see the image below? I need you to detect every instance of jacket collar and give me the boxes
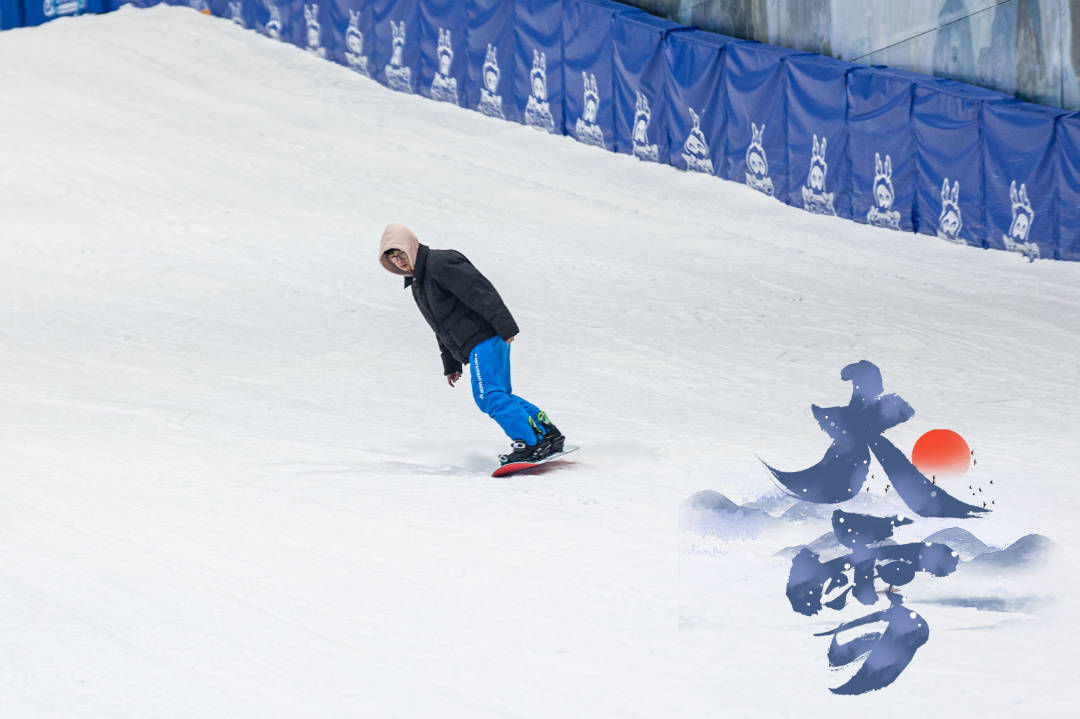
[404,243,429,288]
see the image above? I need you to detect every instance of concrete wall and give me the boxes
[626,0,1080,110]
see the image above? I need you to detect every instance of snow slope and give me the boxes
[1,7,1076,716]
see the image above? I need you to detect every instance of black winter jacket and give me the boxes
[405,244,519,376]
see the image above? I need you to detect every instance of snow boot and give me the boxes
[534,411,564,454]
[499,438,550,466]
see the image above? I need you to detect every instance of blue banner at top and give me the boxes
[847,67,916,233]
[1056,114,1080,261]
[611,10,685,163]
[982,100,1064,261]
[317,0,374,77]
[464,0,514,120]
[417,0,466,105]
[663,29,738,176]
[912,78,1008,248]
[513,0,562,133]
[784,53,854,218]
[722,41,800,197]
[299,2,332,58]
[22,0,107,27]
[562,0,634,150]
[275,1,329,55]
[242,0,285,41]
[373,0,420,93]
[2,0,23,29]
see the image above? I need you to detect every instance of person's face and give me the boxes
[386,249,413,274]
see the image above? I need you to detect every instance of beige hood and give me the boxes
[379,223,420,275]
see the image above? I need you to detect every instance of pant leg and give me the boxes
[499,340,542,419]
[470,337,539,445]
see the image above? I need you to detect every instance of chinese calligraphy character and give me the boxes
[762,361,987,518]
[787,509,960,694]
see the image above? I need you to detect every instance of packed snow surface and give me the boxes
[1,7,1077,717]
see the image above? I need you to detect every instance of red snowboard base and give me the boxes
[491,446,580,477]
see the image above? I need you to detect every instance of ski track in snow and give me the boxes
[0,7,1077,716]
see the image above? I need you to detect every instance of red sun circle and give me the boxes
[912,429,970,477]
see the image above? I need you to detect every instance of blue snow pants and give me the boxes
[469,336,542,445]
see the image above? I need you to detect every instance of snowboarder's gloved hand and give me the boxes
[446,371,462,387]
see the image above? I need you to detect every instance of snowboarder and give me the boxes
[378,223,563,465]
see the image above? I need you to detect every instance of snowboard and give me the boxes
[491,445,580,477]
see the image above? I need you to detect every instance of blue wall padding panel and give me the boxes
[465,0,514,120]
[784,53,854,218]
[108,0,161,10]
[912,79,1008,246]
[22,0,107,27]
[663,29,739,176]
[982,100,1064,260]
[372,0,420,93]
[611,10,686,163]
[1056,114,1080,261]
[242,0,280,40]
[722,41,801,196]
[847,67,916,232]
[2,0,24,29]
[319,0,375,76]
[299,2,333,58]
[277,1,314,51]
[417,0,467,105]
[512,0,563,132]
[562,0,634,149]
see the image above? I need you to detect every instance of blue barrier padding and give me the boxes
[2,0,24,29]
[22,0,107,27]
[663,29,740,176]
[982,100,1064,260]
[784,53,855,218]
[513,0,563,133]
[417,0,467,105]
[318,1,374,75]
[562,0,634,149]
[465,0,514,120]
[295,2,332,57]
[242,0,284,40]
[210,0,247,25]
[611,10,686,163]
[847,67,916,232]
[911,79,1008,247]
[273,1,315,50]
[207,0,228,19]
[107,0,163,10]
[1056,114,1080,261]
[722,41,801,197]
[373,0,420,93]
